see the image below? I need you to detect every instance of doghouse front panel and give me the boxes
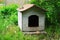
[22,8,45,32]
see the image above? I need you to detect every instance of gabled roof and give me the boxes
[17,4,46,12]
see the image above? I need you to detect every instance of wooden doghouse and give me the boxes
[17,4,46,34]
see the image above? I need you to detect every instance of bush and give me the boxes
[30,0,60,26]
[0,4,18,25]
[0,4,18,36]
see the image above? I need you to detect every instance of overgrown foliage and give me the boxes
[0,4,47,39]
[30,0,60,25]
[0,0,60,39]
[30,0,60,39]
[0,4,18,37]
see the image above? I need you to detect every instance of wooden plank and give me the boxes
[23,31,47,35]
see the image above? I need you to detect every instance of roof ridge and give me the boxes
[17,4,47,12]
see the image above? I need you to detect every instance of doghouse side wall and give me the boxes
[18,11,22,31]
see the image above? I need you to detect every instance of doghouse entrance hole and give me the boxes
[28,15,39,27]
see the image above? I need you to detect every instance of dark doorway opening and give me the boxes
[28,15,39,27]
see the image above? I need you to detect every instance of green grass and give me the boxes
[0,25,23,40]
[0,24,60,40]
